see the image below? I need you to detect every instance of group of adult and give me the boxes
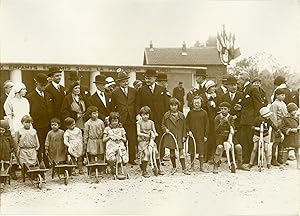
[0,66,299,168]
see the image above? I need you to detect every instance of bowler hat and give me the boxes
[226,76,237,85]
[274,75,286,86]
[144,69,158,77]
[105,77,116,87]
[259,107,272,118]
[157,73,168,81]
[35,73,48,86]
[116,71,129,81]
[47,67,62,77]
[195,68,207,77]
[93,75,107,84]
[221,75,229,84]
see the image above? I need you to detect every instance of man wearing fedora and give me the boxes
[173,81,185,112]
[136,69,169,160]
[111,69,138,165]
[27,73,54,167]
[89,74,111,122]
[157,73,171,112]
[45,67,66,123]
[236,72,263,164]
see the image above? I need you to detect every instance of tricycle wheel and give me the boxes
[64,170,69,185]
[37,174,43,189]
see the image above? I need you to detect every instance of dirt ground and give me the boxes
[1,158,299,216]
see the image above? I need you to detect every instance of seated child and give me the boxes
[280,103,300,169]
[249,107,281,169]
[0,119,17,179]
[213,102,249,174]
[14,115,40,167]
[162,98,190,175]
[137,106,163,178]
[103,112,128,174]
[64,117,84,174]
[45,118,67,164]
[83,106,105,163]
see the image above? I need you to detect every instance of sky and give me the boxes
[1,0,300,69]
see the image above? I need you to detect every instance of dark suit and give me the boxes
[111,87,138,164]
[237,83,263,163]
[0,93,8,119]
[137,84,169,158]
[27,90,54,166]
[88,91,111,122]
[45,83,66,122]
[173,86,185,111]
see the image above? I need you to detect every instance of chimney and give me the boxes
[182,41,187,56]
[149,40,154,51]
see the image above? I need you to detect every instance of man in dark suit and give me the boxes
[172,81,185,112]
[215,75,228,98]
[236,72,263,164]
[0,80,14,119]
[252,77,268,106]
[27,73,54,167]
[136,69,169,160]
[111,70,138,165]
[89,74,111,122]
[67,71,90,99]
[45,67,66,123]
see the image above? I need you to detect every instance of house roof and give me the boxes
[143,47,223,66]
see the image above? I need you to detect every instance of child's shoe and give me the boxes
[183,169,191,175]
[158,169,164,175]
[142,170,150,178]
[267,164,271,169]
[213,163,218,174]
[248,164,254,169]
[271,158,280,166]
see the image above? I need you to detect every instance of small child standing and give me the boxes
[45,118,66,164]
[280,103,300,169]
[162,98,190,175]
[64,117,84,174]
[137,106,163,178]
[249,107,281,169]
[83,106,105,163]
[103,112,128,175]
[270,88,288,165]
[14,115,40,167]
[213,102,249,173]
[0,119,17,179]
[186,96,209,172]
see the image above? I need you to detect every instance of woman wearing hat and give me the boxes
[4,82,30,135]
[111,70,138,165]
[61,81,90,130]
[200,80,221,163]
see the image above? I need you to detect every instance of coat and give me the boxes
[0,93,8,119]
[173,86,185,103]
[45,83,66,120]
[111,87,137,124]
[221,91,243,128]
[162,111,186,149]
[280,115,299,148]
[88,91,111,122]
[0,130,16,161]
[238,83,263,126]
[136,84,168,132]
[26,90,54,129]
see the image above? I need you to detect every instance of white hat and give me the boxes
[205,80,216,90]
[105,77,116,87]
[259,107,272,118]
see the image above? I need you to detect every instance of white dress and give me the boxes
[4,97,30,134]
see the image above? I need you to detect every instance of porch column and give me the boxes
[90,71,100,94]
[10,69,22,83]
[128,71,136,87]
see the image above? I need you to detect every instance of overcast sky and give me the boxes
[1,0,300,68]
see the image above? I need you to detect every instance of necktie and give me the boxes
[40,90,44,98]
[230,93,234,101]
[123,88,128,96]
[149,86,154,94]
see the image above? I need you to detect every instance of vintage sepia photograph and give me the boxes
[0,0,300,215]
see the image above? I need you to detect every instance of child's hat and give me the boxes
[287,102,298,113]
[219,102,231,109]
[274,88,285,96]
[0,119,9,129]
[259,107,272,118]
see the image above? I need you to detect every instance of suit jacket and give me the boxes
[89,91,111,122]
[27,90,54,129]
[238,83,263,126]
[136,84,168,131]
[45,83,66,120]
[221,91,243,116]
[111,87,137,124]
[0,93,8,119]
